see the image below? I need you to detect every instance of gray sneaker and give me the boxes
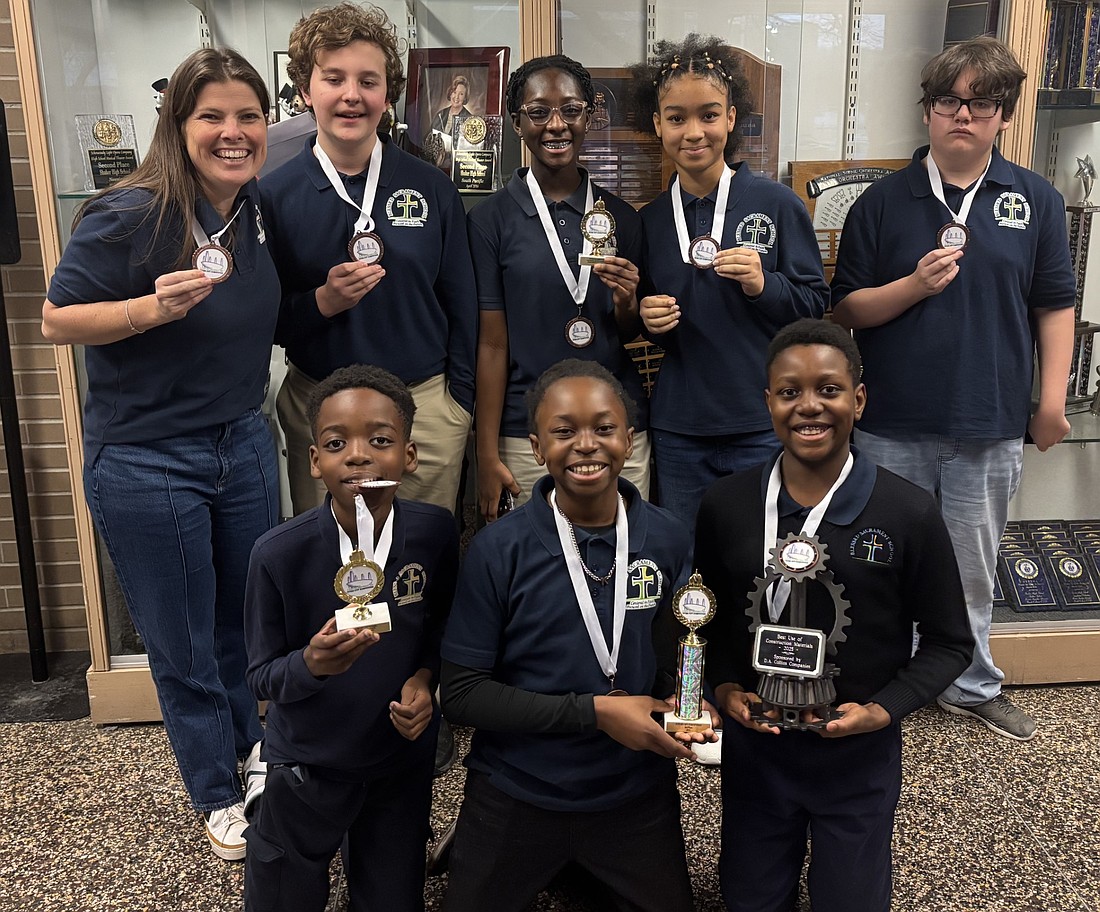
[936,694,1036,741]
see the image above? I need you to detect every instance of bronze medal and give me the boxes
[348,230,385,265]
[192,243,233,283]
[565,315,595,348]
[689,235,719,269]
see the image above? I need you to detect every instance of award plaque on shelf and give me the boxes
[75,114,139,191]
[1000,553,1058,612]
[664,572,717,734]
[451,114,501,193]
[1047,552,1100,609]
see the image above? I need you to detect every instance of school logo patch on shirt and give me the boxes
[386,189,429,227]
[734,212,776,253]
[849,528,895,565]
[993,192,1031,230]
[392,563,427,605]
[625,559,663,610]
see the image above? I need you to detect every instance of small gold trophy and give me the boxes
[578,199,616,266]
[664,571,717,733]
[333,550,391,633]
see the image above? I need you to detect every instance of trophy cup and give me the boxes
[664,571,717,733]
[744,533,851,730]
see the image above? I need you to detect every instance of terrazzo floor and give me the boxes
[1,684,1097,911]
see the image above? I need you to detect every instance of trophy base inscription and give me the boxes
[663,710,711,734]
[334,603,392,634]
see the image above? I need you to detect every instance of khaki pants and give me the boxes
[498,430,651,508]
[277,364,472,516]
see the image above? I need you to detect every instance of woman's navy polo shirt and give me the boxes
[832,146,1076,439]
[259,134,477,413]
[467,168,648,436]
[47,183,279,461]
[638,162,829,436]
[442,475,691,812]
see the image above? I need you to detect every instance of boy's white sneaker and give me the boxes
[691,730,722,766]
[242,741,267,818]
[204,802,248,861]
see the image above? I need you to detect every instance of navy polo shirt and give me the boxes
[442,475,691,811]
[832,146,1076,438]
[260,134,477,412]
[638,163,829,436]
[468,168,648,436]
[47,182,278,461]
[245,495,458,774]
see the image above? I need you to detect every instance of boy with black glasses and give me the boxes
[831,36,1075,742]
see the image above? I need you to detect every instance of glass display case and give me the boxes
[11,0,1099,721]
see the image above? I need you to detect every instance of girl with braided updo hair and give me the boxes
[629,34,829,525]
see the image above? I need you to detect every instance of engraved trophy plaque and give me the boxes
[745,533,851,730]
[664,572,717,733]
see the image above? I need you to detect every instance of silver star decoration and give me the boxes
[1076,155,1096,205]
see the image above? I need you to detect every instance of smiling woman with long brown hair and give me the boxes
[41,47,279,862]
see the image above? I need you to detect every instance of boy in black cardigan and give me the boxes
[696,319,973,912]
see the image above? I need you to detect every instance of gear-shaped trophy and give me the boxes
[745,532,852,731]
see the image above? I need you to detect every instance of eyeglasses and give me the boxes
[517,102,590,126]
[930,95,1002,119]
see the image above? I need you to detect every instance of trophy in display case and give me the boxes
[664,572,716,734]
[745,533,851,730]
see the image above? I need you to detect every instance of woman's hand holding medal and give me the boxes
[303,616,380,677]
[152,269,214,323]
[316,260,386,319]
[713,247,765,297]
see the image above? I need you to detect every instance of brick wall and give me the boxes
[0,0,90,653]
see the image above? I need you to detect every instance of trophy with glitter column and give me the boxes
[664,572,717,733]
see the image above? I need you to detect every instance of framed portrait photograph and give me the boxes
[404,46,509,182]
[272,51,307,122]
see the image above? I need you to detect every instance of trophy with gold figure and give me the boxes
[664,572,716,733]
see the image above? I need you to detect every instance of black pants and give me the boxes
[244,754,433,912]
[443,769,694,912]
[719,721,902,912]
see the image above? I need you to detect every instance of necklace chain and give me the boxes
[555,497,621,585]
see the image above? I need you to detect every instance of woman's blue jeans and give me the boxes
[85,408,277,811]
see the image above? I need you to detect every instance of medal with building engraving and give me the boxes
[348,230,385,265]
[578,198,616,266]
[937,221,969,251]
[664,572,717,734]
[565,315,595,348]
[688,235,719,269]
[192,243,233,283]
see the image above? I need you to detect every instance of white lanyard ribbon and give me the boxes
[762,451,854,622]
[334,495,394,575]
[525,169,594,306]
[550,490,629,685]
[670,166,732,264]
[925,151,991,227]
[191,198,247,248]
[314,137,383,234]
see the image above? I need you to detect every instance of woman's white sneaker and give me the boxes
[204,802,248,860]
